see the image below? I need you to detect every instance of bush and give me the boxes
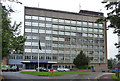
[102,70,105,72]
[78,65,90,69]
[111,71,116,73]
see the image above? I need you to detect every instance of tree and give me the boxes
[73,51,89,69]
[2,5,26,59]
[108,58,118,69]
[96,1,120,59]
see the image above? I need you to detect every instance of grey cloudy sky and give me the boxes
[2,0,118,59]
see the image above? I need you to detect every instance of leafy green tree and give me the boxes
[2,6,26,59]
[96,1,120,59]
[73,51,89,69]
[108,58,118,69]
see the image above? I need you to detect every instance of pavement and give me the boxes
[97,73,116,81]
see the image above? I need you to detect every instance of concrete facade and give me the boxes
[24,6,107,71]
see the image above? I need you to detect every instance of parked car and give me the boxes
[1,65,10,72]
[9,66,19,72]
[57,68,70,72]
[36,67,49,72]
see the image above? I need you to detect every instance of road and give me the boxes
[2,72,114,81]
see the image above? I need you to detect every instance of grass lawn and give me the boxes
[112,74,120,81]
[20,71,91,76]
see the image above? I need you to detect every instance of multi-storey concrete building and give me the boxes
[22,6,107,71]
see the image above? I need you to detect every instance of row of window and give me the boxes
[25,15,104,28]
[24,55,105,62]
[25,41,104,49]
[25,23,104,34]
[9,55,23,59]
[24,48,104,55]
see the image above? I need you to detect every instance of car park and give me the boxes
[36,67,49,72]
[57,68,70,72]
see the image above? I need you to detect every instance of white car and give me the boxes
[57,68,70,72]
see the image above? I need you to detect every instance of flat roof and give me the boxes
[25,6,104,17]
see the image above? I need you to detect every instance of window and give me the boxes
[59,38,65,41]
[100,46,104,50]
[71,32,76,36]
[100,52,104,55]
[25,22,31,26]
[46,37,52,40]
[39,23,45,27]
[89,51,93,54]
[65,32,70,35]
[94,23,98,27]
[46,17,52,21]
[53,56,57,60]
[65,26,70,30]
[94,52,98,55]
[40,56,45,60]
[83,22,87,26]
[53,18,58,23]
[99,34,104,38]
[25,15,31,19]
[71,21,76,25]
[83,28,87,32]
[59,25,64,30]
[53,37,58,41]
[59,31,64,35]
[83,45,87,49]
[25,42,31,46]
[32,22,38,26]
[65,57,70,60]
[46,23,51,28]
[26,36,31,39]
[32,49,38,53]
[58,56,64,60]
[99,29,103,33]
[65,38,70,41]
[32,36,38,39]
[53,50,58,54]
[88,28,93,32]
[32,42,38,46]
[46,30,52,34]
[53,31,58,34]
[94,29,98,32]
[59,50,64,54]
[39,30,45,33]
[99,24,103,28]
[53,25,58,29]
[77,27,81,32]
[88,34,93,37]
[83,33,87,37]
[25,49,31,52]
[39,17,45,21]
[25,29,31,32]
[94,34,98,38]
[88,46,93,49]
[94,46,98,49]
[76,33,82,36]
[32,29,38,33]
[88,22,93,27]
[94,57,99,61]
[65,20,70,25]
[71,27,76,31]
[32,16,38,20]
[59,19,64,24]
[77,21,81,26]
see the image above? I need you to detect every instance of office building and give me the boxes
[22,6,107,71]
